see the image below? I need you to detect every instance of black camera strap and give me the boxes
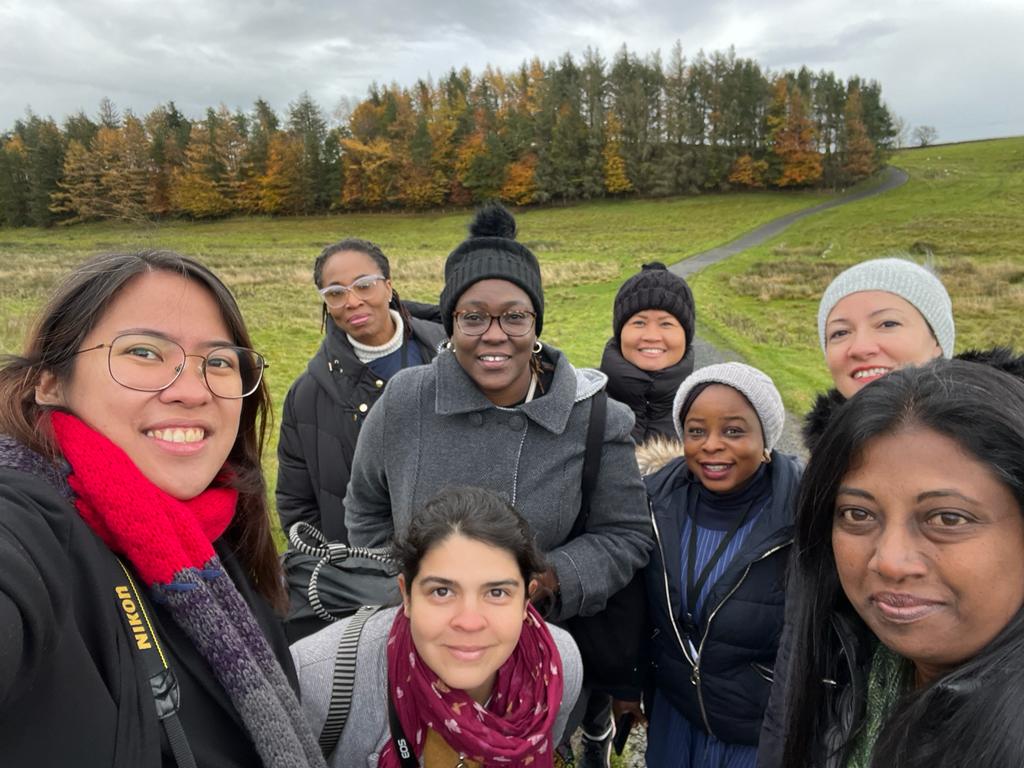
[387,687,422,768]
[111,557,197,768]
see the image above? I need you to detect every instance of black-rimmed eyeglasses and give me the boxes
[74,333,267,399]
[453,310,536,337]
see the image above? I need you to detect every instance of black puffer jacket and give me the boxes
[644,452,802,747]
[600,338,694,445]
[0,438,297,768]
[276,312,445,543]
[803,348,1024,452]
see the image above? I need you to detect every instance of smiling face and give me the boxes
[320,249,395,346]
[682,384,766,493]
[36,270,243,500]
[398,533,531,704]
[825,291,943,398]
[619,309,687,371]
[451,279,536,406]
[832,427,1024,685]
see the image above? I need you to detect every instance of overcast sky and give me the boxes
[1,0,1021,144]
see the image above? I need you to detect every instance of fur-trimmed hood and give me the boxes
[803,346,1024,452]
[634,434,686,476]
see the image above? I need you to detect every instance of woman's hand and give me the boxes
[529,567,560,615]
[534,567,560,596]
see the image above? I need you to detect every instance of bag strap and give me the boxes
[289,522,396,622]
[569,390,608,541]
[112,558,197,768]
[319,605,384,757]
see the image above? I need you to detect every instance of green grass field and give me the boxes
[2,136,1021,516]
[0,189,830,526]
[689,136,1024,412]
[3,141,1017,767]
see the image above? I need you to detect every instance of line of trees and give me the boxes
[0,43,897,227]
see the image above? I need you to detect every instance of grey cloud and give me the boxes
[0,0,1020,142]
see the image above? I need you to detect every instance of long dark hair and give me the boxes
[313,237,413,337]
[781,359,1024,767]
[391,486,547,590]
[0,251,286,611]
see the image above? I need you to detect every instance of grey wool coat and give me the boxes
[344,345,653,621]
[290,606,583,768]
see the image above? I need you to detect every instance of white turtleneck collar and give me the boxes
[348,309,404,363]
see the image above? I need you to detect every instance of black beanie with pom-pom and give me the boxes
[439,202,544,336]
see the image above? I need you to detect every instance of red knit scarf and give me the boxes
[49,411,328,768]
[381,603,562,768]
[50,411,236,586]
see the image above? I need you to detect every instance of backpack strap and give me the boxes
[319,605,384,757]
[569,390,608,541]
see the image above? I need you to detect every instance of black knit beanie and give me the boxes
[613,262,696,346]
[439,202,544,336]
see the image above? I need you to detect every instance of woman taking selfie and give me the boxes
[762,359,1024,767]
[804,256,954,450]
[277,238,445,545]
[0,252,324,768]
[291,486,583,767]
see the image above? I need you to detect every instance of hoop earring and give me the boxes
[532,340,543,354]
[762,448,772,464]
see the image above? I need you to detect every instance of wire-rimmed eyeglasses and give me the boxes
[74,333,267,399]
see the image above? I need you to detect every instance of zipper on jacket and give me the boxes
[691,540,791,738]
[650,505,696,668]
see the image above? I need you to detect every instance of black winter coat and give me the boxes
[600,338,695,445]
[644,452,801,746]
[276,313,445,543]
[0,439,297,768]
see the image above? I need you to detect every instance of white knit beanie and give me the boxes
[672,362,785,451]
[817,257,954,357]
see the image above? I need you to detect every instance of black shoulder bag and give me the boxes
[564,390,650,697]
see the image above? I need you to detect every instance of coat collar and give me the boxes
[434,345,606,435]
[601,337,695,406]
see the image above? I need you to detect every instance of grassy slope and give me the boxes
[688,137,1024,412]
[0,189,830,528]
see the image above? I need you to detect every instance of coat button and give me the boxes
[375,379,384,388]
[469,413,484,427]
[508,414,525,431]
[358,403,369,413]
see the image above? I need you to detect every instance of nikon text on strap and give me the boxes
[113,558,197,768]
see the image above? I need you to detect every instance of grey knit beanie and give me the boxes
[817,257,954,357]
[672,362,786,451]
